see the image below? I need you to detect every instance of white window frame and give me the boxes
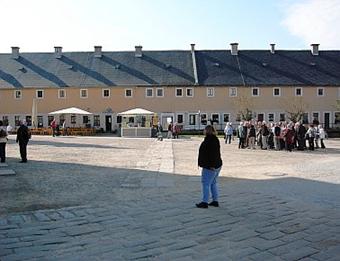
[175,88,183,97]
[156,88,164,97]
[317,87,324,97]
[338,87,340,97]
[273,87,281,97]
[125,88,133,98]
[186,88,194,97]
[211,113,220,124]
[36,89,44,99]
[188,114,196,125]
[279,112,286,122]
[335,111,340,125]
[58,89,66,99]
[14,90,22,100]
[229,87,237,97]
[223,113,230,123]
[80,89,88,99]
[295,87,303,96]
[145,88,153,98]
[207,87,215,97]
[102,89,110,98]
[200,113,207,125]
[268,113,275,122]
[312,111,320,122]
[176,113,184,124]
[251,87,260,97]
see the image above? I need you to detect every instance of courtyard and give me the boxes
[1,135,340,260]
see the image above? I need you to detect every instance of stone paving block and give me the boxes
[33,212,51,222]
[0,169,15,176]
[6,215,24,224]
[0,237,20,245]
[268,239,310,256]
[248,237,286,251]
[3,241,33,249]
[57,210,77,219]
[281,246,319,261]
[63,224,103,236]
[0,248,13,257]
[228,230,259,242]
[0,218,8,226]
[259,230,285,240]
[310,245,340,260]
[249,251,282,261]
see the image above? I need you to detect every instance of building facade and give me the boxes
[1,44,340,131]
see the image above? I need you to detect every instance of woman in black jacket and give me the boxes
[196,125,223,208]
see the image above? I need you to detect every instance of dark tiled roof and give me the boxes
[196,50,340,86]
[0,51,195,88]
[1,49,340,88]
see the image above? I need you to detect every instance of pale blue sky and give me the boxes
[1,0,339,52]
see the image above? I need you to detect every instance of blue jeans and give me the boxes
[201,167,221,203]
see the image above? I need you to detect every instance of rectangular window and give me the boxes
[229,87,237,97]
[211,113,219,124]
[176,88,183,97]
[207,87,214,97]
[146,88,153,97]
[200,113,207,125]
[252,87,259,97]
[26,116,32,127]
[177,114,183,124]
[268,113,274,122]
[14,90,22,99]
[223,113,230,123]
[302,113,309,124]
[295,87,302,96]
[15,116,20,126]
[156,88,164,97]
[125,89,132,97]
[37,116,43,127]
[93,115,100,127]
[80,89,88,98]
[189,114,196,125]
[279,113,285,122]
[58,89,66,99]
[186,88,193,97]
[312,112,319,123]
[335,112,340,124]
[2,116,8,126]
[48,116,54,126]
[317,87,324,96]
[117,116,122,124]
[102,89,110,98]
[273,88,280,97]
[36,90,44,99]
[71,115,76,124]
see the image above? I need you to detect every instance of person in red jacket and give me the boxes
[51,118,57,137]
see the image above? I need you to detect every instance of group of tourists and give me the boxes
[224,121,326,151]
[0,120,31,163]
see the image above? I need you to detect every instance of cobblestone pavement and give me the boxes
[1,136,340,260]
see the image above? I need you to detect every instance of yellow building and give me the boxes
[1,44,340,131]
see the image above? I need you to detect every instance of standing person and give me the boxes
[51,118,57,137]
[283,123,295,152]
[261,122,269,150]
[167,122,173,139]
[62,120,67,136]
[16,121,31,163]
[156,122,163,141]
[224,122,233,144]
[237,122,245,149]
[306,124,315,151]
[318,125,326,149]
[0,121,8,163]
[196,125,223,208]
[273,123,281,150]
[248,124,256,149]
[314,125,320,149]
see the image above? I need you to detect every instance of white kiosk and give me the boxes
[118,108,156,138]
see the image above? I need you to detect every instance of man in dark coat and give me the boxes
[16,121,31,163]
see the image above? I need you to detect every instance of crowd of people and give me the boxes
[224,121,327,151]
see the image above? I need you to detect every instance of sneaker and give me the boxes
[208,201,219,207]
[196,202,208,208]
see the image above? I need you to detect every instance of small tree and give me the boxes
[232,92,254,121]
[280,97,309,123]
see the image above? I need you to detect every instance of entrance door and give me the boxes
[105,115,112,132]
[161,114,174,130]
[324,112,330,129]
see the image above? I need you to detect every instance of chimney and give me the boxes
[270,43,275,54]
[190,44,199,85]
[311,44,319,55]
[230,43,238,55]
[94,46,102,58]
[54,46,63,58]
[11,47,20,59]
[135,45,143,57]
